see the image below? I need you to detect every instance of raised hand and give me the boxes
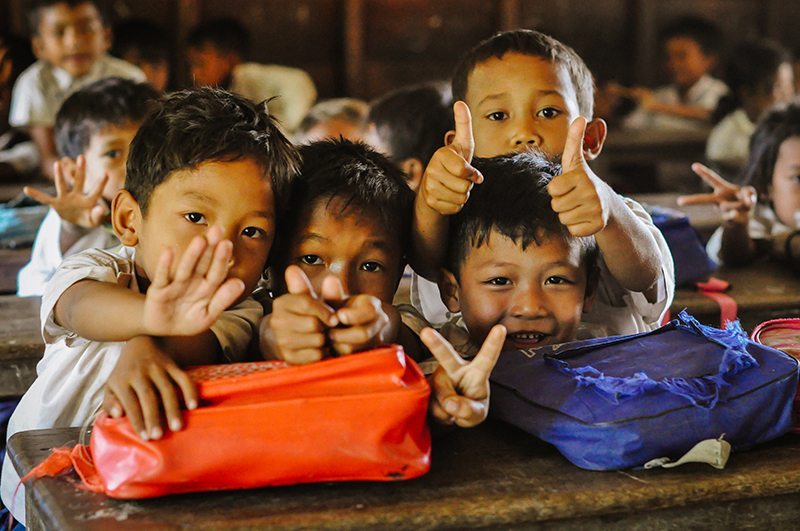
[24,156,109,228]
[419,101,483,215]
[422,324,507,428]
[547,117,612,237]
[260,265,339,364]
[142,225,245,337]
[678,163,756,225]
[329,294,392,356]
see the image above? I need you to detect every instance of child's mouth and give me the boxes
[506,331,549,349]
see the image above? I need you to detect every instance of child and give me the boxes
[411,29,674,338]
[1,87,299,524]
[187,17,316,132]
[294,98,370,144]
[679,102,800,266]
[706,40,794,174]
[367,82,453,191]
[9,0,145,178]
[112,18,170,92]
[622,16,728,131]
[17,77,158,297]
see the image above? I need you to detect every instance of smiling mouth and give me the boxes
[506,331,550,348]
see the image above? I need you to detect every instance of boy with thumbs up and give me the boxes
[411,29,674,338]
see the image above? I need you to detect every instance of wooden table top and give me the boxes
[632,192,722,239]
[0,247,31,295]
[10,422,800,530]
[0,295,42,397]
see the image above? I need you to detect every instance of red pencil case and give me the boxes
[69,346,431,498]
[751,319,800,433]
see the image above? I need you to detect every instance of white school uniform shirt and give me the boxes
[1,246,262,524]
[705,109,755,171]
[229,62,317,132]
[410,197,675,339]
[623,75,729,131]
[9,55,145,128]
[705,203,795,263]
[17,209,118,297]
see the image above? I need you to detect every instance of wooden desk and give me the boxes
[672,259,800,331]
[632,192,722,242]
[0,295,42,398]
[0,247,31,294]
[10,422,800,530]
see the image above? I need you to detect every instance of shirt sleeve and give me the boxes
[210,297,263,362]
[8,67,50,127]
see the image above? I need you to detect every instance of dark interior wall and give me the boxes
[4,0,799,100]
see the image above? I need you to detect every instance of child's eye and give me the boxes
[184,212,205,224]
[485,277,511,286]
[103,149,121,159]
[536,107,561,119]
[545,276,571,285]
[300,255,323,266]
[242,227,266,239]
[360,261,383,272]
[486,111,507,121]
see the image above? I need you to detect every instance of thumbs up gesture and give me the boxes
[547,117,613,237]
[419,101,483,215]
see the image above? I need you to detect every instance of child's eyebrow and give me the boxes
[478,89,563,107]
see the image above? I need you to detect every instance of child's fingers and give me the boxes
[87,174,108,204]
[437,149,482,187]
[172,234,208,283]
[676,192,722,206]
[336,295,380,326]
[132,378,164,440]
[451,101,475,163]
[275,294,338,328]
[53,160,68,196]
[470,324,506,377]
[448,396,487,427]
[738,186,757,209]
[204,239,234,286]
[284,265,315,296]
[690,162,736,191]
[282,347,326,365]
[420,327,466,381]
[320,274,347,306]
[101,390,123,418]
[167,365,198,411]
[429,398,455,425]
[561,116,588,174]
[277,330,328,351]
[328,319,386,350]
[207,277,245,317]
[71,155,87,191]
[545,172,578,199]
[149,368,183,432]
[149,246,174,289]
[89,204,107,227]
[22,186,56,206]
[110,383,148,440]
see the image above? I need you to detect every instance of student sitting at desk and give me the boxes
[1,87,300,526]
[679,102,800,267]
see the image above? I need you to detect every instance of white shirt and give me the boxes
[229,63,317,132]
[2,246,262,524]
[705,109,755,171]
[624,75,729,131]
[9,55,145,128]
[706,203,797,263]
[410,197,675,339]
[17,209,118,297]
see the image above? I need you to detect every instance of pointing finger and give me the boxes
[468,324,506,377]
[284,265,315,297]
[451,101,474,163]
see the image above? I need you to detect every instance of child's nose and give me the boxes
[509,287,548,319]
[512,117,541,149]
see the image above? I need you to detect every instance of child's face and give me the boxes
[187,45,235,87]
[663,37,714,90]
[132,158,275,300]
[33,2,109,78]
[769,135,800,227]
[83,121,139,204]
[446,230,590,351]
[465,52,581,159]
[121,50,169,92]
[280,197,403,303]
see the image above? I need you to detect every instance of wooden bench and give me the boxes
[632,192,722,242]
[9,421,800,530]
[0,295,43,398]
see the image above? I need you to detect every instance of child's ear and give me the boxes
[399,157,424,192]
[438,268,461,313]
[31,36,44,60]
[111,190,142,246]
[443,129,456,146]
[101,27,112,52]
[583,118,607,161]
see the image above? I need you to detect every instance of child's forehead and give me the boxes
[302,195,396,240]
[468,227,584,265]
[39,2,102,26]
[466,53,578,104]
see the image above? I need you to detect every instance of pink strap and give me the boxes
[696,277,738,328]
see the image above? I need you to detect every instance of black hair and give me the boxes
[112,18,169,65]
[276,138,414,264]
[125,87,299,216]
[295,98,369,138]
[742,101,800,198]
[446,151,598,278]
[659,16,722,56]
[712,40,790,124]
[368,82,454,165]
[53,77,157,158]
[0,33,35,88]
[187,18,249,59]
[26,0,109,36]
[452,29,595,118]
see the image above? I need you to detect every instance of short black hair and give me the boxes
[712,40,790,124]
[112,18,169,64]
[276,138,414,264]
[659,16,722,56]
[27,0,109,36]
[452,29,595,118]
[125,87,299,216]
[187,18,249,59]
[54,77,157,158]
[742,101,800,198]
[368,82,453,165]
[446,151,598,278]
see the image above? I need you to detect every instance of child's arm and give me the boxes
[421,324,506,428]
[23,156,109,254]
[549,117,664,300]
[29,125,59,179]
[678,163,758,265]
[102,336,199,441]
[410,102,482,280]
[54,227,245,345]
[629,87,713,122]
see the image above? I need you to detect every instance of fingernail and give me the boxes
[110,406,121,417]
[444,401,458,415]
[151,427,163,440]
[329,315,339,327]
[187,400,197,410]
[170,418,182,431]
[139,431,150,441]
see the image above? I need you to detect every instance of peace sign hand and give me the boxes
[421,324,506,428]
[678,163,756,225]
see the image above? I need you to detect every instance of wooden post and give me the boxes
[344,0,364,98]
